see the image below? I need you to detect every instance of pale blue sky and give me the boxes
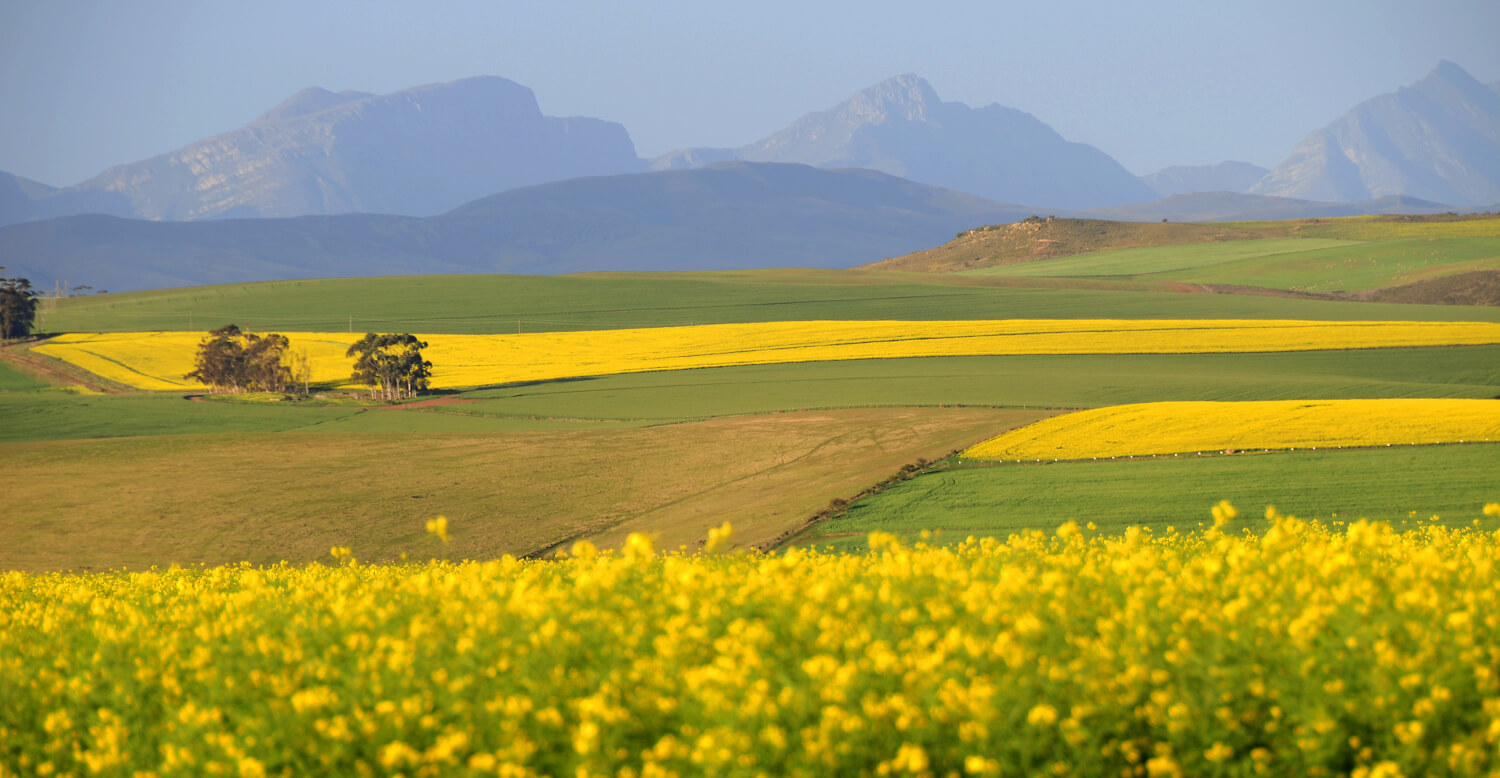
[2,0,1497,187]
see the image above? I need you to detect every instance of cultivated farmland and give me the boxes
[963,398,1500,460]
[4,213,1500,776]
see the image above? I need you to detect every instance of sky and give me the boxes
[2,0,1498,188]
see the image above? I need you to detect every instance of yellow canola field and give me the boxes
[965,398,1500,460]
[5,514,1500,777]
[33,319,1500,392]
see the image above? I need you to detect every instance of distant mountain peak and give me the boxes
[1430,59,1471,80]
[1251,60,1500,206]
[252,86,373,124]
[845,74,942,122]
[734,75,1156,209]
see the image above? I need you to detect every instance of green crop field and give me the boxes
[0,359,46,392]
[801,444,1500,549]
[1157,236,1500,291]
[963,235,1500,293]
[39,267,1500,335]
[1224,213,1500,241]
[961,238,1360,279]
[454,346,1500,422]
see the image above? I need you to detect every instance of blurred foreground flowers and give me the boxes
[3,507,1500,777]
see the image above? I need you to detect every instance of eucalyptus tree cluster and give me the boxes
[185,324,293,393]
[0,270,38,340]
[345,332,432,400]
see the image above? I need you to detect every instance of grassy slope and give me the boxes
[1156,237,1500,292]
[871,213,1500,296]
[962,239,1358,278]
[40,269,1500,335]
[861,219,1264,273]
[802,444,1500,549]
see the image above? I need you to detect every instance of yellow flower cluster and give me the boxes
[34,318,1500,392]
[965,399,1500,461]
[4,509,1500,777]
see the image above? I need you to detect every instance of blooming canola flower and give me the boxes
[32,318,1500,391]
[4,507,1500,776]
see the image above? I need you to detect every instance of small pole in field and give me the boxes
[349,316,352,333]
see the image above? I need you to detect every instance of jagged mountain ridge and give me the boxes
[654,74,1159,210]
[1,77,643,226]
[1251,61,1500,205]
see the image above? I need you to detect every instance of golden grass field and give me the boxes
[0,407,1043,572]
[32,319,1500,392]
[964,399,1500,460]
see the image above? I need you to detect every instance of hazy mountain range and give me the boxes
[3,62,1498,292]
[1,162,1040,292]
[4,63,1498,232]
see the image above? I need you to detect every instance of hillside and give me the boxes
[862,218,1262,273]
[865,214,1500,304]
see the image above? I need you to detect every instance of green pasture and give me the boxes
[457,346,1500,422]
[38,269,1500,335]
[963,235,1500,293]
[1158,237,1500,292]
[0,360,46,392]
[1228,214,1500,241]
[801,444,1500,549]
[961,238,1357,279]
[0,389,663,444]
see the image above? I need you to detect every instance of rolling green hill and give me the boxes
[867,213,1500,304]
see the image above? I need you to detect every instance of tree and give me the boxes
[185,324,295,393]
[289,345,311,395]
[0,269,39,340]
[346,333,432,400]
